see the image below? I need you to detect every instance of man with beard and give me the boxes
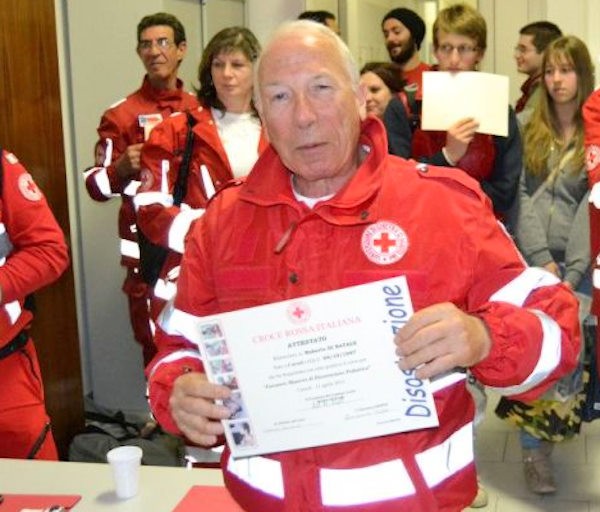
[382,8,431,95]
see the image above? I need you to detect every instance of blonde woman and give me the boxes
[497,35,594,495]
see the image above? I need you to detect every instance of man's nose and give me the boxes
[449,50,461,66]
[294,94,317,127]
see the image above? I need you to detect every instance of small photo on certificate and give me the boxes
[229,420,257,448]
[204,338,230,357]
[214,372,239,391]
[209,357,234,375]
[200,321,224,340]
[223,390,249,421]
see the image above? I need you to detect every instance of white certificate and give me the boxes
[194,276,439,459]
[421,71,509,137]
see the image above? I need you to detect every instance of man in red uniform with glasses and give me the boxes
[83,12,198,364]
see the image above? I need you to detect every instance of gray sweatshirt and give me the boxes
[509,145,590,289]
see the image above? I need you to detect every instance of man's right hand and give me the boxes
[170,372,232,446]
[444,118,479,164]
[114,143,144,179]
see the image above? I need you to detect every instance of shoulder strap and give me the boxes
[172,113,197,206]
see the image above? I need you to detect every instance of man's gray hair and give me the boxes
[254,20,359,106]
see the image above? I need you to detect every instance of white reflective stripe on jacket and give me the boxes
[225,421,473,506]
[487,267,562,395]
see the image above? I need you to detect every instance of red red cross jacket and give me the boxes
[583,89,600,317]
[83,76,199,271]
[0,150,68,344]
[135,104,268,318]
[146,118,579,511]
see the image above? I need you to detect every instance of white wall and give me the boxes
[247,0,303,42]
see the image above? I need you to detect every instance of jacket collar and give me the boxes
[140,75,186,105]
[239,116,389,225]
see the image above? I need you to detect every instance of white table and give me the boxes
[0,458,224,511]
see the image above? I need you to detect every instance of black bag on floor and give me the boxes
[68,410,185,466]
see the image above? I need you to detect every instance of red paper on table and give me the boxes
[172,486,244,511]
[0,494,81,511]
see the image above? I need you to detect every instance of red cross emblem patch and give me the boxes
[361,221,408,265]
[287,301,311,324]
[586,145,600,172]
[18,173,43,201]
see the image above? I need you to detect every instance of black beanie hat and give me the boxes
[382,8,426,50]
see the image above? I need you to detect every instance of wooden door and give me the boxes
[0,0,84,458]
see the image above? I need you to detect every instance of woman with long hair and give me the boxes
[496,34,594,495]
[135,26,268,320]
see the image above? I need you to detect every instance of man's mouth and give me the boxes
[297,142,325,151]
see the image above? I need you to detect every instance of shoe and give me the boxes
[468,480,488,508]
[522,443,557,494]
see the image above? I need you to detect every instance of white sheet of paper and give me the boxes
[421,71,509,137]
[194,276,440,459]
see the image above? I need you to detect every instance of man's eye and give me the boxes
[272,92,288,102]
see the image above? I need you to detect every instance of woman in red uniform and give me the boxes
[135,26,267,323]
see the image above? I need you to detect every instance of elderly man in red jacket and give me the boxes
[147,21,580,511]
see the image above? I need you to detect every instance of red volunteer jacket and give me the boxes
[147,118,579,511]
[83,76,199,270]
[583,89,600,316]
[135,104,267,314]
[0,150,68,344]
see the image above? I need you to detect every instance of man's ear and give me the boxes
[475,47,485,68]
[177,40,188,64]
[357,82,367,121]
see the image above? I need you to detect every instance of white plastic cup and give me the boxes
[106,445,143,499]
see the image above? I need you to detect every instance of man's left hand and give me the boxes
[394,303,491,379]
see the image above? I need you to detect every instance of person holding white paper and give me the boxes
[146,20,580,512]
[384,4,521,216]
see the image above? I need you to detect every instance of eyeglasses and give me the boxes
[138,38,174,52]
[514,45,536,55]
[437,44,478,57]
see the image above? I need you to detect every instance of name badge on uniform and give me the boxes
[138,113,163,141]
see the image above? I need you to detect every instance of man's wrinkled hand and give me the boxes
[394,302,491,379]
[170,372,232,446]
